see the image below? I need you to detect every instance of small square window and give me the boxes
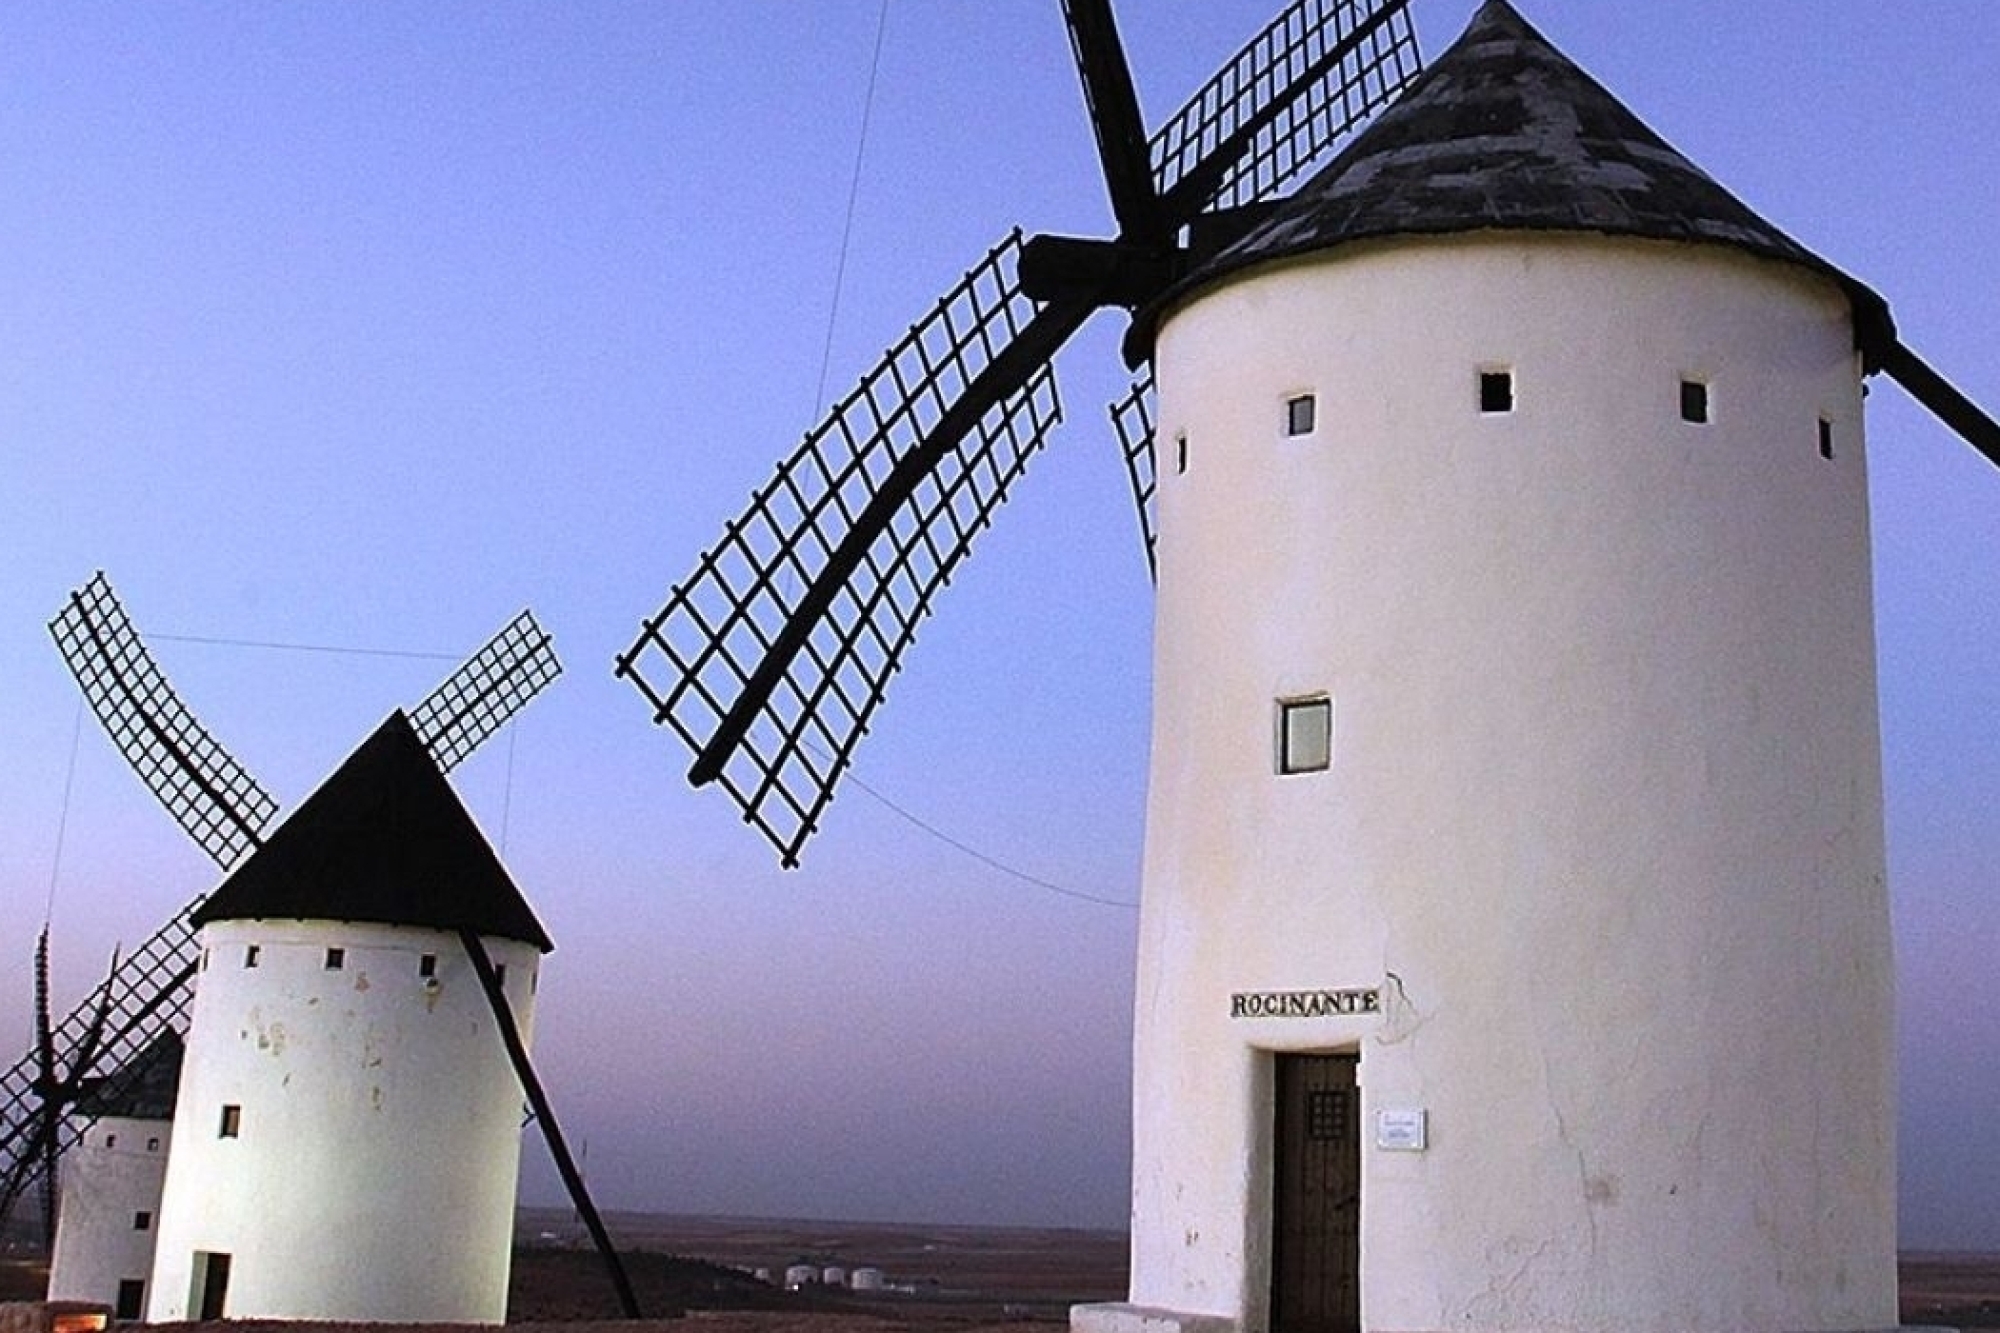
[219,1104,241,1139]
[324,947,345,971]
[199,948,209,972]
[244,944,260,968]
[1479,369,1514,414]
[1680,377,1711,424]
[1818,416,1834,460]
[1285,394,1316,436]
[494,963,508,988]
[419,953,438,979]
[1175,433,1188,476]
[146,1136,160,1152]
[134,1210,152,1232]
[1277,697,1334,775]
[105,1133,117,1149]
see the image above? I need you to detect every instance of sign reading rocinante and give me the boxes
[1229,987,1380,1019]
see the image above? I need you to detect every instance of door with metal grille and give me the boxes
[1271,1052,1360,1333]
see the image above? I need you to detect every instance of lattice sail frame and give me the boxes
[0,904,202,1232]
[409,610,562,773]
[49,574,278,868]
[1150,0,1421,211]
[620,231,1064,866]
[1111,368,1160,584]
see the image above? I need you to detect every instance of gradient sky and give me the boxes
[1,2,1995,1246]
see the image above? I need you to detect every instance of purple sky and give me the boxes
[2,2,1995,1246]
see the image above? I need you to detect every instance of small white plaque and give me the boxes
[1375,1108,1428,1151]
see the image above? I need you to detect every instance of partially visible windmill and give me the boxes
[618,0,1426,866]
[4,572,634,1317]
[0,930,114,1249]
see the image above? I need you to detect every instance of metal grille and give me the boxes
[620,231,1064,867]
[1306,1088,1350,1142]
[1110,369,1159,585]
[409,610,562,774]
[48,574,277,868]
[0,902,203,1233]
[1150,0,1421,213]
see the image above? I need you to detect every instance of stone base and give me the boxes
[1071,1302,1238,1333]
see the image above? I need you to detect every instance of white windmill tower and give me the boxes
[619,3,1997,1333]
[28,574,641,1323]
[44,1032,181,1320]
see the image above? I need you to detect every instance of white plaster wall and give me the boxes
[1126,233,1895,1333]
[148,919,540,1324]
[46,1114,171,1311]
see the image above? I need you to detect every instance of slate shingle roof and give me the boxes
[1153,0,1892,358]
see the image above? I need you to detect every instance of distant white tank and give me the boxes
[850,1267,886,1292]
[821,1265,848,1288]
[145,713,554,1325]
[46,1034,181,1320]
[784,1265,818,1290]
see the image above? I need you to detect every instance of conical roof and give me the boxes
[75,1030,183,1121]
[1160,0,1891,355]
[193,711,553,952]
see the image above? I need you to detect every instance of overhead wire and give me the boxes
[802,1,1136,912]
[42,699,85,927]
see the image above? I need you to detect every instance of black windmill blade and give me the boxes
[49,572,278,867]
[0,917,190,1240]
[1875,339,2000,470]
[408,609,562,774]
[620,0,1423,867]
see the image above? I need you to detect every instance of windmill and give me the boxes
[620,3,1997,1333]
[0,929,114,1251]
[6,572,636,1319]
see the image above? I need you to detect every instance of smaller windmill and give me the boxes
[0,930,114,1251]
[4,572,636,1319]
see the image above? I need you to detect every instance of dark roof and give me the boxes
[192,711,553,952]
[1150,0,1892,358]
[75,1030,182,1121]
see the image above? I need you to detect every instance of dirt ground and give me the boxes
[4,1213,1997,1329]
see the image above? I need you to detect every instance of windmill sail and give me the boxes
[0,907,203,1235]
[48,573,277,868]
[1150,0,1421,214]
[620,232,1070,866]
[622,3,1426,866]
[408,609,563,774]
[1111,368,1161,584]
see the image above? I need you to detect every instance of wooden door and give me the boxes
[1271,1052,1360,1333]
[194,1251,231,1321]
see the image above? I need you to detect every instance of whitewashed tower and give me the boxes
[1085,5,1898,1333]
[146,712,553,1325]
[45,1033,180,1319]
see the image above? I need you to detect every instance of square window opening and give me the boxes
[1285,394,1317,436]
[218,1104,241,1139]
[1479,368,1514,414]
[1818,416,1835,460]
[324,947,345,971]
[418,953,438,979]
[244,944,260,969]
[1277,697,1334,775]
[494,963,508,988]
[134,1210,152,1232]
[1680,377,1711,424]
[104,1133,117,1149]
[1175,433,1188,476]
[146,1136,160,1152]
